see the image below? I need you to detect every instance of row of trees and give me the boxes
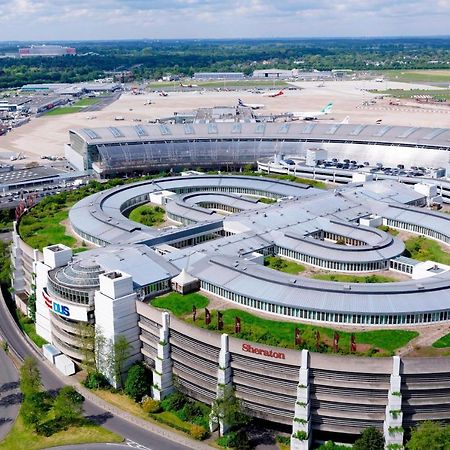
[20,357,85,436]
[1,38,449,87]
[320,422,450,450]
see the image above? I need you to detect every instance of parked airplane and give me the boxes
[238,98,264,109]
[290,102,333,120]
[262,90,284,98]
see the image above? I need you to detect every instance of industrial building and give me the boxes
[19,45,76,57]
[193,72,245,80]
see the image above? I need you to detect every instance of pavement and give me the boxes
[48,440,151,450]
[0,290,203,450]
[0,347,20,441]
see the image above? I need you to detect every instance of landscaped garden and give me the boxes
[44,98,102,116]
[151,292,418,356]
[432,332,450,348]
[128,204,165,227]
[404,235,450,265]
[264,256,305,274]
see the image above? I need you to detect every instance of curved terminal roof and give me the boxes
[71,123,450,149]
[68,175,450,318]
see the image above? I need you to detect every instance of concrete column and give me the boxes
[291,349,312,450]
[210,333,232,435]
[152,311,173,400]
[383,356,404,449]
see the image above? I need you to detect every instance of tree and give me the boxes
[406,421,450,450]
[19,357,41,397]
[124,363,151,402]
[353,427,384,450]
[112,335,131,389]
[210,385,249,437]
[53,386,84,421]
[76,322,96,373]
[21,392,52,428]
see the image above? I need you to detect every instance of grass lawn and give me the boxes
[312,273,397,283]
[44,98,101,116]
[264,256,305,274]
[128,204,165,227]
[152,292,209,317]
[404,235,450,265]
[44,107,83,116]
[0,410,122,450]
[369,88,450,100]
[152,293,418,355]
[382,70,450,83]
[432,333,450,348]
[18,314,48,348]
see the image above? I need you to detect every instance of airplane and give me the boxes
[238,98,264,110]
[289,102,333,120]
[180,82,198,88]
[262,90,284,98]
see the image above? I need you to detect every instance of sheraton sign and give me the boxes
[242,343,286,360]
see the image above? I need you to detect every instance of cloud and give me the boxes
[0,0,448,39]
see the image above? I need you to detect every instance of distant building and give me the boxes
[252,69,294,79]
[193,72,245,80]
[19,45,76,57]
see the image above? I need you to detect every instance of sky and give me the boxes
[0,0,449,41]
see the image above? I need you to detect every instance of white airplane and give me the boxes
[262,90,284,98]
[238,98,264,110]
[290,102,333,120]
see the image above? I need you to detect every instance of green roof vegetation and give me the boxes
[264,256,305,274]
[378,225,399,236]
[152,292,209,317]
[404,235,450,265]
[152,292,418,356]
[312,273,397,283]
[128,204,165,227]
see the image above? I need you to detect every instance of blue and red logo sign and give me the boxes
[43,289,70,317]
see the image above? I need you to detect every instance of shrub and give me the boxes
[276,435,291,445]
[161,391,188,412]
[189,424,209,440]
[82,371,110,390]
[180,401,204,422]
[124,363,152,402]
[293,430,308,440]
[218,431,238,448]
[142,397,162,414]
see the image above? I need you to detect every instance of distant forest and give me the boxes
[0,38,449,88]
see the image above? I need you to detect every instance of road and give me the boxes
[0,291,195,450]
[0,348,20,441]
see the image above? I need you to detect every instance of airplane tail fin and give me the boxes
[322,102,333,114]
[340,116,350,124]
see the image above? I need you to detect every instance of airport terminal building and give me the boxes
[11,173,450,448]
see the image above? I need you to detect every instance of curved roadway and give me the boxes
[0,291,199,450]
